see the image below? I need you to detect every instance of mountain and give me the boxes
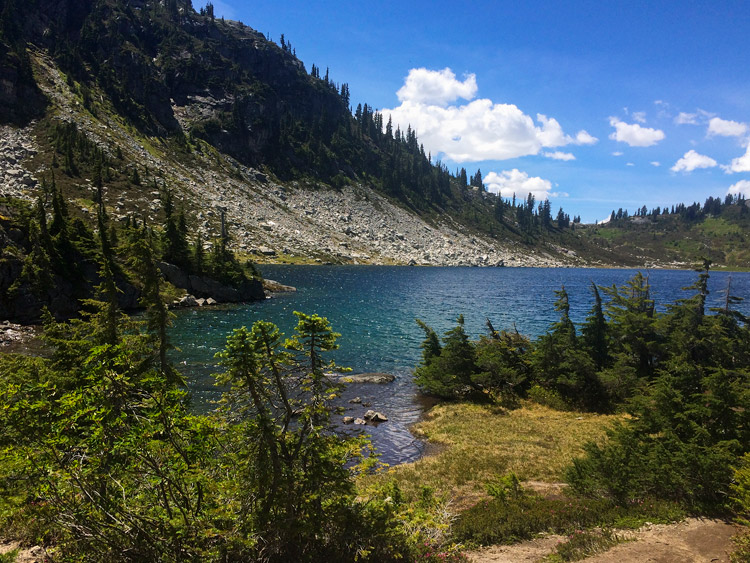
[0,0,749,275]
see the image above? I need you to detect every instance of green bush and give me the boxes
[551,528,625,562]
[452,495,684,547]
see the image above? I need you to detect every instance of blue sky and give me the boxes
[210,0,750,223]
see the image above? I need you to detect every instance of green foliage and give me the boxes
[452,494,684,547]
[732,453,750,525]
[211,312,409,561]
[568,266,750,508]
[485,472,522,501]
[414,316,483,399]
[474,330,532,406]
[0,305,411,561]
[732,529,750,563]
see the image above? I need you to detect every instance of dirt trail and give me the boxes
[466,517,738,563]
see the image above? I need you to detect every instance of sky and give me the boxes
[208,0,750,223]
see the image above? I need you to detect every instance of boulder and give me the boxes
[340,372,395,384]
[158,261,190,289]
[342,416,354,424]
[348,396,362,404]
[353,418,366,425]
[363,410,388,423]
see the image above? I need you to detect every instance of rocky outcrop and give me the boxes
[263,279,297,292]
[158,262,265,302]
[0,257,140,324]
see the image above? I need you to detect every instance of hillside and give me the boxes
[0,0,749,275]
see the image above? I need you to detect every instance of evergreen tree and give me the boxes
[581,282,609,371]
[414,316,481,399]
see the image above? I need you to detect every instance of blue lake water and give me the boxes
[171,266,750,466]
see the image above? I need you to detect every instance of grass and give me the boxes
[369,401,622,505]
[547,528,628,562]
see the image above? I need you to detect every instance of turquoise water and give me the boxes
[171,266,750,465]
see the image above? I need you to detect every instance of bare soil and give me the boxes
[466,517,739,563]
[0,540,48,562]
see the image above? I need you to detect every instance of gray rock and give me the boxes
[349,396,362,404]
[363,410,388,423]
[263,279,297,292]
[353,418,366,425]
[342,416,354,424]
[340,372,395,384]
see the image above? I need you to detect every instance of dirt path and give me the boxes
[466,517,738,563]
[0,540,47,562]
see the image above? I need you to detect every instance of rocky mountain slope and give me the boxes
[0,8,579,268]
[1,0,747,272]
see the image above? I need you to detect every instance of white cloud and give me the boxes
[575,130,598,145]
[396,67,477,106]
[381,68,597,162]
[675,112,698,125]
[724,144,750,173]
[707,117,748,138]
[608,117,665,147]
[484,169,558,199]
[612,151,623,156]
[626,162,635,167]
[651,161,661,167]
[671,149,718,173]
[542,151,576,161]
[632,111,646,123]
[728,180,750,197]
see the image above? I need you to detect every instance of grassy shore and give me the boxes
[365,401,624,506]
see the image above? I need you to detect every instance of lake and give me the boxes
[170,265,750,466]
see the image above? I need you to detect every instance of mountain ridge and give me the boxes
[0,0,748,272]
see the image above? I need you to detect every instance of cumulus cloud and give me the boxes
[671,149,718,173]
[575,130,598,145]
[542,151,576,161]
[608,117,665,147]
[651,161,661,167]
[675,112,698,125]
[728,180,750,197]
[484,169,558,199]
[381,68,597,162]
[396,67,477,106]
[632,111,646,123]
[724,144,750,173]
[707,117,748,138]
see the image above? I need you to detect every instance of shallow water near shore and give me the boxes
[170,265,750,466]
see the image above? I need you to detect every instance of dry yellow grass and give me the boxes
[368,401,623,504]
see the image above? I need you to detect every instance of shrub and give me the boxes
[452,494,683,547]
